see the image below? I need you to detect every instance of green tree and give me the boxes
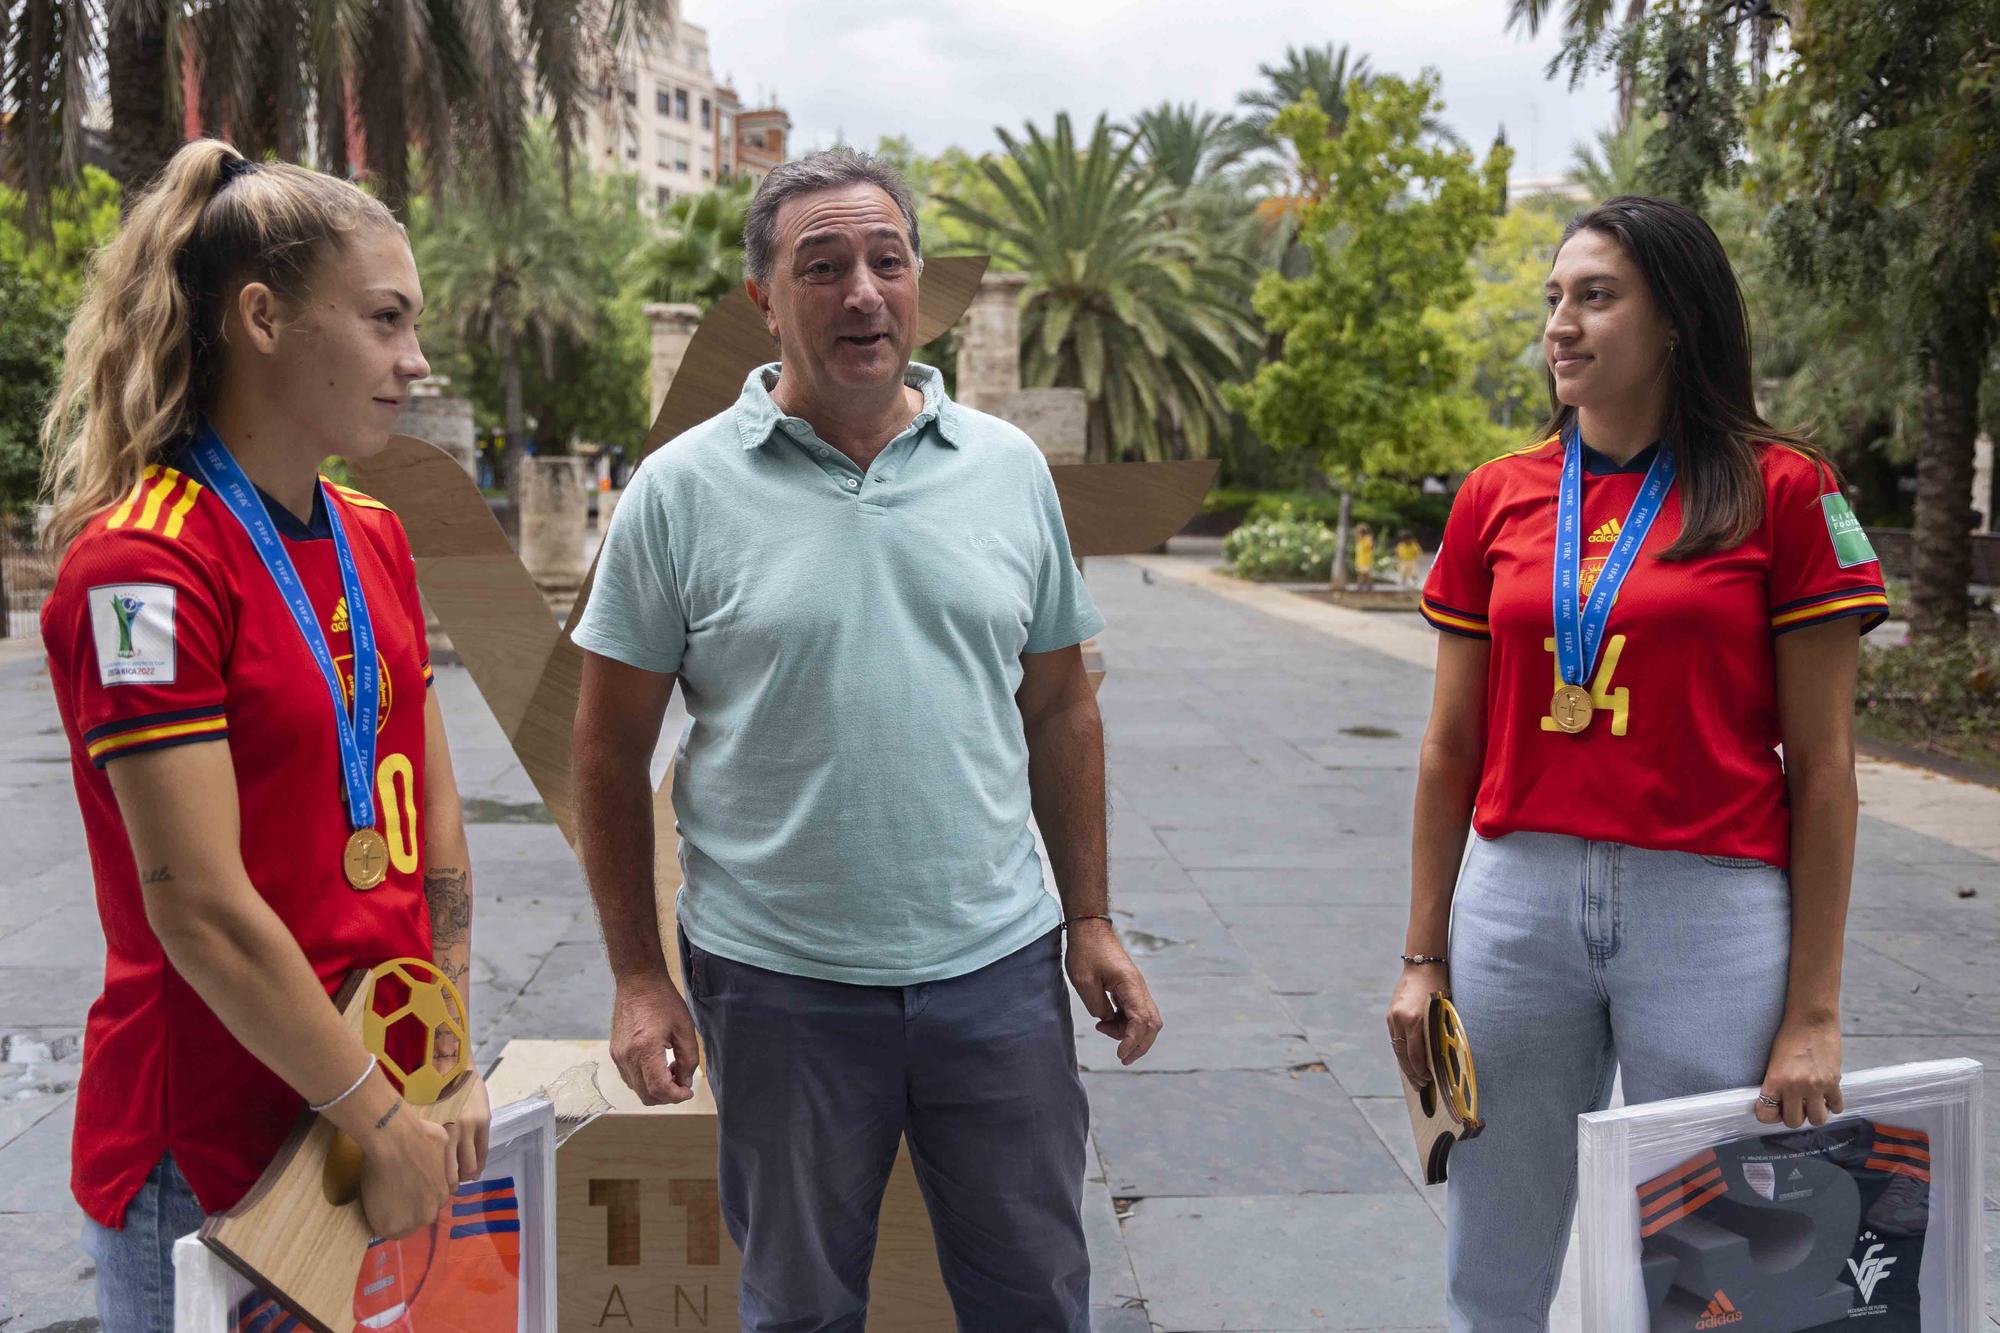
[1231,43,1373,160]
[1229,77,1513,572]
[1434,204,1566,437]
[1124,102,1251,190]
[1765,0,2000,638]
[413,124,600,489]
[629,180,755,312]
[938,113,1261,464]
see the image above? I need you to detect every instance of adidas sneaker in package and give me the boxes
[1576,1059,1984,1331]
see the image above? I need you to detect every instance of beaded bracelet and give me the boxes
[1401,953,1448,966]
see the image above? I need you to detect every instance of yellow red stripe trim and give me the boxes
[105,466,160,530]
[133,469,184,531]
[1419,603,1489,635]
[86,715,228,760]
[1770,593,1889,630]
[162,476,204,539]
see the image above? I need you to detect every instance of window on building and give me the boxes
[674,89,689,120]
[656,89,670,116]
[657,133,671,168]
[700,97,712,129]
[701,168,711,182]
[672,135,689,174]
[657,185,672,207]
[619,72,637,107]
[626,136,638,161]
[748,131,766,149]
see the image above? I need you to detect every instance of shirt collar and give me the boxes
[1578,437,1663,477]
[734,361,964,451]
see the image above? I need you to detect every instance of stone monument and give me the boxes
[952,271,1088,466]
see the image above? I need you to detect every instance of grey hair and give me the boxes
[742,148,922,285]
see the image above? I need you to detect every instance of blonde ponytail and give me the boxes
[40,139,399,549]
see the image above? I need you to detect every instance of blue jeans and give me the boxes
[1443,832,1792,1332]
[682,925,1092,1332]
[80,1152,209,1333]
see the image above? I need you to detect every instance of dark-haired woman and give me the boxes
[1386,195,1887,1329]
[38,140,487,1329]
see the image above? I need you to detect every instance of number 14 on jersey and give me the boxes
[1541,635,1631,736]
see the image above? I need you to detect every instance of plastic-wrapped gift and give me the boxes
[1578,1059,1984,1332]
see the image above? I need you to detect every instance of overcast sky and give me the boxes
[683,0,1619,182]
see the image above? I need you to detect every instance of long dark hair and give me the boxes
[1537,195,1828,561]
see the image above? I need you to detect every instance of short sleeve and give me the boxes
[44,531,231,767]
[1765,448,1889,637]
[1421,470,1495,640]
[569,460,689,673]
[387,519,433,688]
[1022,458,1106,655]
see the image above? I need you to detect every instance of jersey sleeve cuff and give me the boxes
[84,704,228,767]
[1770,586,1890,638]
[1420,598,1491,640]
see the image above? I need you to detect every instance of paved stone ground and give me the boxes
[1,547,1995,1331]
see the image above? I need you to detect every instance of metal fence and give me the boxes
[0,513,54,641]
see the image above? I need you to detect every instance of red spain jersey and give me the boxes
[1421,437,1888,868]
[41,451,435,1228]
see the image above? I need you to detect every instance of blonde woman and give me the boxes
[38,140,486,1330]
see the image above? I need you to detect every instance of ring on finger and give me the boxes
[1756,1093,1781,1108]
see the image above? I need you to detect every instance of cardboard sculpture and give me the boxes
[196,966,481,1333]
[1398,990,1483,1185]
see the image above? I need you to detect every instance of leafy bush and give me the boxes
[1223,517,1337,581]
[1857,636,2000,761]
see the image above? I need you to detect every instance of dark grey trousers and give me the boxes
[680,926,1092,1333]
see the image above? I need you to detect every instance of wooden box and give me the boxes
[486,1039,952,1331]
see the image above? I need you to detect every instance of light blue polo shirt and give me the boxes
[572,362,1104,986]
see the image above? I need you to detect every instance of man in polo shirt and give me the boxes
[569,148,1162,1331]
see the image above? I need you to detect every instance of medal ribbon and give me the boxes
[188,424,379,833]
[1553,422,1676,691]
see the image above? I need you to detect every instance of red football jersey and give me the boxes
[1421,436,1887,867]
[41,455,435,1228]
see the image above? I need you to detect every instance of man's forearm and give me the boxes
[576,744,671,984]
[1025,698,1109,919]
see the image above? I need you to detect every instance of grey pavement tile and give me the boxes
[1083,1069,1408,1197]
[1108,858,1198,895]
[0,1204,98,1331]
[1121,1194,1446,1331]
[1107,817,1175,861]
[0,966,101,1029]
[469,895,588,1004]
[1850,928,2000,994]
[484,940,616,1049]
[1284,989,1406,1099]
[0,1096,76,1214]
[1090,1307,1153,1333]
[1195,869,1409,909]
[0,907,105,968]
[1840,1036,2000,1208]
[1157,827,1390,873]
[1109,900,1255,980]
[1352,1096,1448,1227]
[1225,909,1410,997]
[1296,739,1423,772]
[1839,942,2000,1035]
[1084,1177,1142,1310]
[1072,974,1313,1074]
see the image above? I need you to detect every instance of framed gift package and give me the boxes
[1577,1059,1984,1332]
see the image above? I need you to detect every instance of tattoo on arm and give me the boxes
[141,865,173,886]
[425,867,471,949]
[374,1100,402,1132]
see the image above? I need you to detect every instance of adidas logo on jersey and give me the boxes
[1589,518,1624,544]
[1696,1290,1744,1328]
[330,597,349,635]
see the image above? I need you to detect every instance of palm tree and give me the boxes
[417,124,597,491]
[3,0,668,234]
[1567,116,1655,200]
[1507,0,1649,124]
[1232,43,1372,158]
[628,179,755,312]
[1123,102,1249,191]
[939,113,1261,465]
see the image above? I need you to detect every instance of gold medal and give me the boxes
[1550,684,1594,734]
[343,829,390,891]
